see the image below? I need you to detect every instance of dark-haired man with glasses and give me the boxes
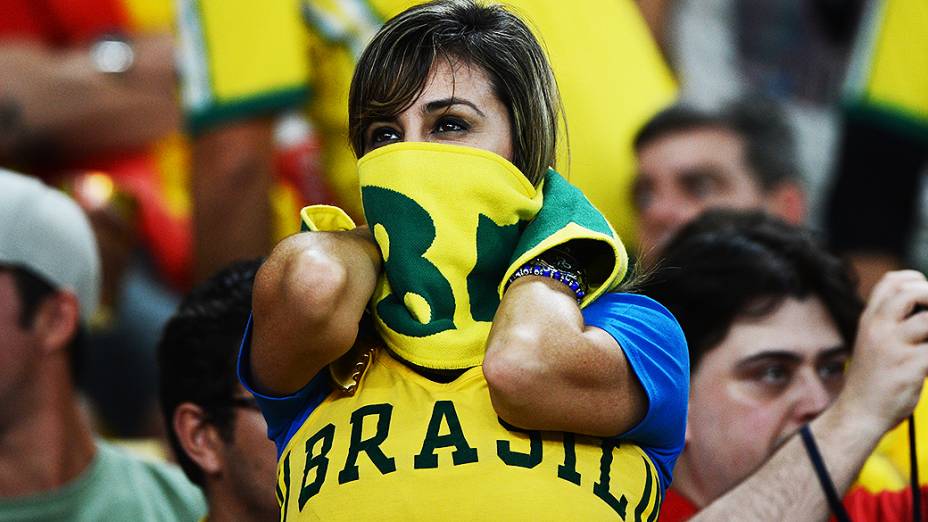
[159,258,279,522]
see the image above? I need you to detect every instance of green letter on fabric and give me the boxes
[362,186,456,337]
[414,401,478,468]
[468,215,520,322]
[496,419,542,468]
[338,404,397,483]
[299,423,336,509]
[593,439,628,518]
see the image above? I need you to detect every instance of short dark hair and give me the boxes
[638,210,862,370]
[634,98,799,190]
[348,0,560,185]
[3,265,85,381]
[158,258,263,487]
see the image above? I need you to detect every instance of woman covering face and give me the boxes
[244,2,689,520]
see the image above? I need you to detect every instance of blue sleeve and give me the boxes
[237,315,332,458]
[581,292,689,493]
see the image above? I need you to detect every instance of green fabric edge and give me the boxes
[843,100,928,143]
[185,86,311,136]
[497,169,627,304]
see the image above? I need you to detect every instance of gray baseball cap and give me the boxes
[0,168,101,320]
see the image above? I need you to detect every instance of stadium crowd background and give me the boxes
[0,0,925,520]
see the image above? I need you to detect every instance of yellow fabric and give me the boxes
[275,347,661,520]
[853,450,907,493]
[179,0,676,242]
[149,133,192,220]
[300,205,357,232]
[856,384,928,491]
[358,142,543,370]
[123,0,176,33]
[846,0,928,120]
[179,0,310,114]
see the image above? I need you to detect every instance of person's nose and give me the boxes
[399,118,427,144]
[792,373,833,426]
[404,129,426,143]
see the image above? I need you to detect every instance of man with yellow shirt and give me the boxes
[176,0,676,279]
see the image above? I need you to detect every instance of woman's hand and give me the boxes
[482,276,647,437]
[249,227,381,396]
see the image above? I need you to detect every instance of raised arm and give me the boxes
[694,270,928,521]
[482,276,649,437]
[249,228,381,396]
[0,35,178,161]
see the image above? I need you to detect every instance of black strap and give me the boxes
[910,414,922,522]
[800,424,852,522]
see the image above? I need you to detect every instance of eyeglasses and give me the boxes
[230,396,261,412]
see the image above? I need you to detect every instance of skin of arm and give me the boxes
[482,276,648,437]
[0,34,178,160]
[191,119,276,283]
[636,0,674,55]
[249,227,381,396]
[693,270,928,521]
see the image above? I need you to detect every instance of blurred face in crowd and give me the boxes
[680,297,849,505]
[363,59,514,162]
[632,126,766,256]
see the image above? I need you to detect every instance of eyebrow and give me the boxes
[678,166,727,183]
[815,346,852,362]
[734,346,849,371]
[423,97,486,117]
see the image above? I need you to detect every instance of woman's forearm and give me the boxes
[250,229,381,395]
[483,276,647,436]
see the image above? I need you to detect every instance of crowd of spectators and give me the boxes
[0,0,925,520]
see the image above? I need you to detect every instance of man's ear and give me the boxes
[32,291,79,355]
[173,403,225,478]
[765,182,806,225]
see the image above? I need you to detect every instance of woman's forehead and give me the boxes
[408,60,498,108]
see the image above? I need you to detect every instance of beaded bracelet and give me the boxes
[506,259,587,303]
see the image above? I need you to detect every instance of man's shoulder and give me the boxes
[93,440,207,520]
[0,441,206,522]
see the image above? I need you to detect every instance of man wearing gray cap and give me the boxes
[0,169,206,521]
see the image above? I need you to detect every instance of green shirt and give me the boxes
[0,440,206,521]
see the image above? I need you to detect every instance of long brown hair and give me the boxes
[348,0,561,186]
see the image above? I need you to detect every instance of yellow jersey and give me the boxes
[843,0,928,137]
[274,347,662,520]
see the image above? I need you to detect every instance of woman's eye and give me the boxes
[435,118,469,134]
[370,127,401,145]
